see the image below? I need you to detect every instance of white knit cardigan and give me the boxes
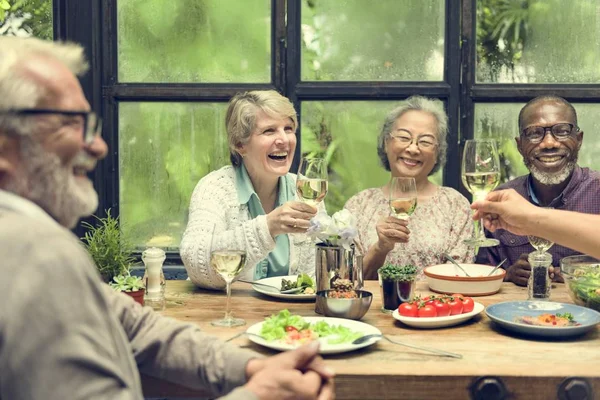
[180,165,318,289]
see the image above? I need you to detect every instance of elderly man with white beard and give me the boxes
[0,37,334,400]
[476,95,600,287]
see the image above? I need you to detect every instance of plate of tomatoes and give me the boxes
[392,294,484,328]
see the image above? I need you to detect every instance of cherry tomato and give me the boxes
[461,296,475,313]
[421,296,435,305]
[432,300,451,317]
[418,304,437,318]
[447,298,463,315]
[398,302,418,317]
[451,293,464,299]
[285,326,298,332]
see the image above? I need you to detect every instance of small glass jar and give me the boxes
[378,272,416,313]
[142,247,166,310]
[528,251,552,301]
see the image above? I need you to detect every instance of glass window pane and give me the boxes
[301,101,443,214]
[117,0,271,83]
[0,0,52,39]
[301,0,445,81]
[477,0,600,83]
[474,103,600,184]
[119,102,229,249]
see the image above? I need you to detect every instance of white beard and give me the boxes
[526,158,577,186]
[6,138,99,228]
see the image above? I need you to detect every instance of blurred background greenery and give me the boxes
[2,0,600,252]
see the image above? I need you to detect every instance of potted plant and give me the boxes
[378,264,417,313]
[81,209,136,283]
[109,274,145,306]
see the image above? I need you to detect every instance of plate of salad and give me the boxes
[246,310,382,354]
[252,274,317,300]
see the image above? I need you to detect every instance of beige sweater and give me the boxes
[181,166,318,289]
[0,190,259,400]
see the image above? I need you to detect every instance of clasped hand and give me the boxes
[267,201,318,237]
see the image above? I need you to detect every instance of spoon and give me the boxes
[237,279,306,294]
[352,334,462,359]
[443,253,471,277]
[487,258,507,276]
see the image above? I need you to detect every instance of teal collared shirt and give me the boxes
[235,164,294,280]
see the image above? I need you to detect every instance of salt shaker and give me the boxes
[142,247,166,310]
[528,251,552,301]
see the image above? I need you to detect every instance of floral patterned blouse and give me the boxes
[344,186,474,279]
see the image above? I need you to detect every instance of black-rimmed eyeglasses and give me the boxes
[0,109,102,145]
[521,123,578,144]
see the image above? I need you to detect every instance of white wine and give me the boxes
[528,236,554,253]
[210,251,246,280]
[463,172,500,197]
[389,197,417,220]
[296,178,328,206]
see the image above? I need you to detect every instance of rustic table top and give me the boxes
[141,280,599,400]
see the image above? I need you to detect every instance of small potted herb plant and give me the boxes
[109,274,146,306]
[378,264,417,313]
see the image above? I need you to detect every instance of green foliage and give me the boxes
[0,0,52,39]
[81,210,136,283]
[378,264,418,282]
[109,274,145,293]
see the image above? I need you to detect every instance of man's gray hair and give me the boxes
[0,37,88,135]
[376,95,448,175]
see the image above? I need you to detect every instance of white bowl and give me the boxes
[423,263,506,296]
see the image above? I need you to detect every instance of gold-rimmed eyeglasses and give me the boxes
[521,123,578,144]
[0,108,102,145]
[388,131,438,151]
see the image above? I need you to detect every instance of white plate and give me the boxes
[392,301,485,328]
[246,316,382,354]
[251,275,316,300]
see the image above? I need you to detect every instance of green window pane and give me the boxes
[117,0,271,83]
[119,102,229,249]
[301,101,443,214]
[474,103,600,184]
[0,0,52,39]
[477,0,600,83]
[301,0,445,81]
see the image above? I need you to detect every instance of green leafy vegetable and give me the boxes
[555,312,574,322]
[311,320,363,344]
[280,273,316,294]
[378,264,417,282]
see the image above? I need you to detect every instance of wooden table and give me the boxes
[142,281,599,399]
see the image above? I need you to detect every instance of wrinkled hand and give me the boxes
[471,189,536,236]
[375,216,410,253]
[267,201,318,237]
[245,342,335,400]
[505,253,531,287]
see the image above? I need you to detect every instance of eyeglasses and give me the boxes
[388,131,438,151]
[0,108,102,145]
[521,123,578,144]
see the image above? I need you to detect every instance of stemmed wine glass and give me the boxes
[388,177,418,220]
[209,227,246,327]
[528,207,554,253]
[461,139,501,247]
[296,157,328,206]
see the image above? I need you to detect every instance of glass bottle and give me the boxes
[528,251,552,301]
[142,247,166,310]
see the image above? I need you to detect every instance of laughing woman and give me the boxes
[181,91,318,289]
[344,96,474,280]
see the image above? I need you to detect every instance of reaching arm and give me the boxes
[472,189,600,259]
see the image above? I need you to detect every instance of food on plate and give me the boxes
[516,313,581,327]
[260,310,362,345]
[330,278,358,299]
[397,293,475,318]
[280,273,316,294]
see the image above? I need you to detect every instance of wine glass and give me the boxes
[461,139,501,247]
[528,207,554,253]
[388,177,418,220]
[296,157,328,206]
[209,228,246,327]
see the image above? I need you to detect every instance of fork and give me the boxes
[487,258,508,276]
[443,253,471,277]
[236,279,305,294]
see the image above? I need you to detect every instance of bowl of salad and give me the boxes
[561,255,600,312]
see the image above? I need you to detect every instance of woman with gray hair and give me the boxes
[181,90,318,289]
[344,96,473,280]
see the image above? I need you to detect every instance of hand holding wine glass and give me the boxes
[209,227,246,327]
[388,177,417,220]
[296,157,328,207]
[461,139,501,247]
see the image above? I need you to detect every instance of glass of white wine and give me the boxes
[210,230,246,327]
[388,177,417,220]
[528,207,554,253]
[461,139,501,247]
[296,157,328,206]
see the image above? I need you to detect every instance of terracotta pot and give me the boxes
[123,289,145,306]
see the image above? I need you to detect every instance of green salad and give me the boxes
[280,273,316,294]
[567,266,600,311]
[260,310,363,345]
